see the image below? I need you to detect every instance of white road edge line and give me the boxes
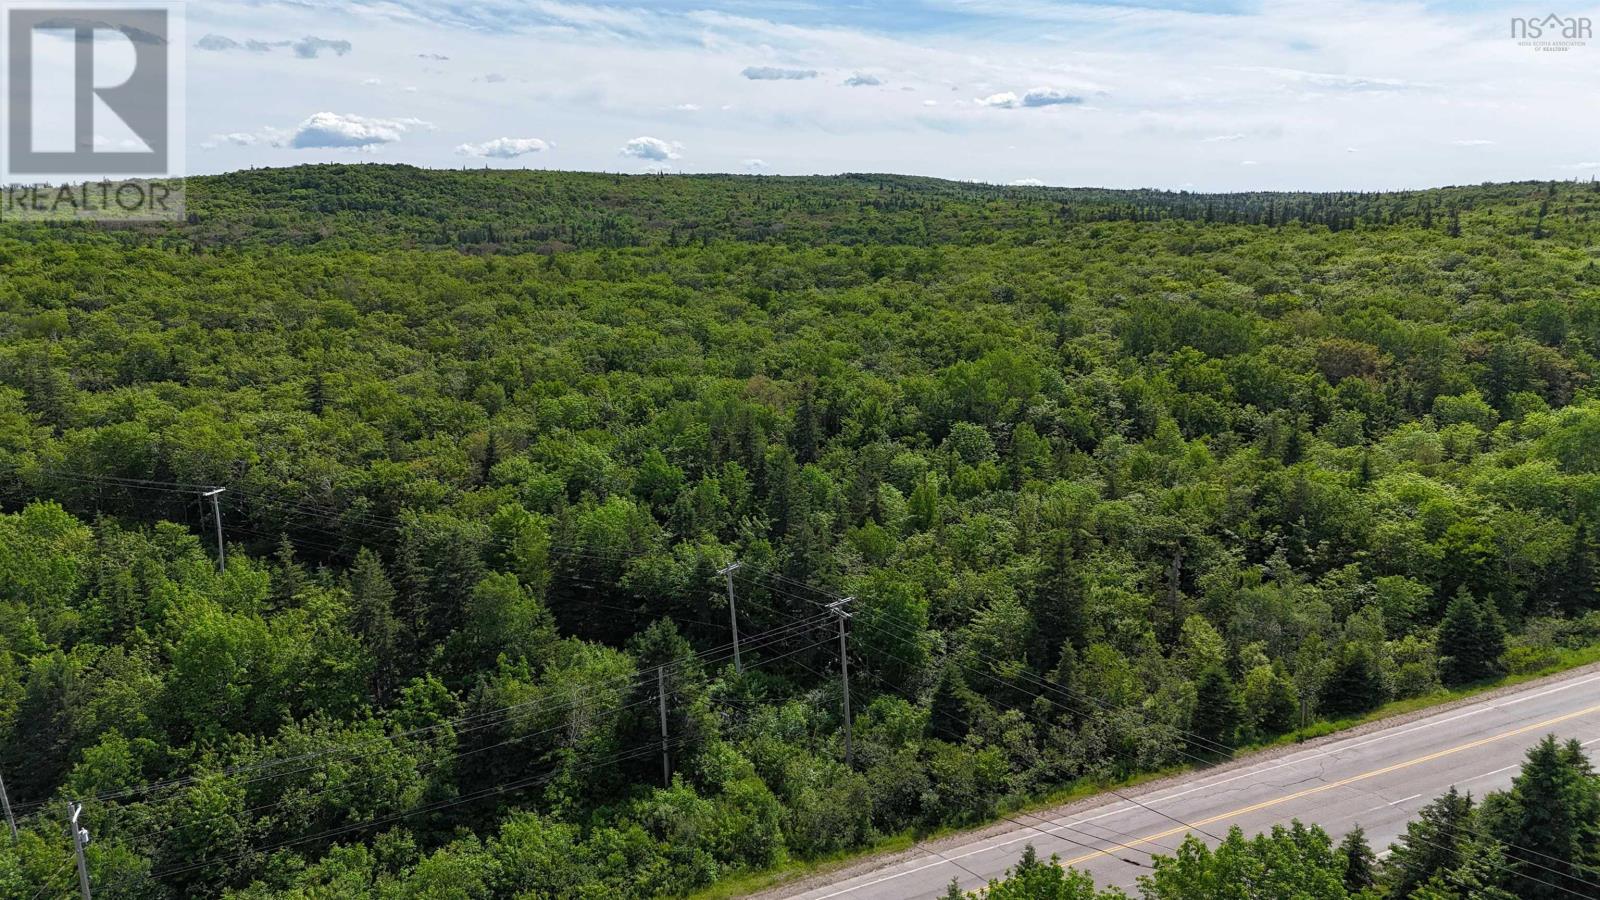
[800,670,1600,900]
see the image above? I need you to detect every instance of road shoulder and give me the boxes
[743,660,1600,899]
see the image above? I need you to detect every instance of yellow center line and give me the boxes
[1060,700,1600,869]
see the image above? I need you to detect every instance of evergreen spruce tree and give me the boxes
[792,388,820,464]
[1474,596,1507,677]
[1321,643,1387,717]
[349,547,403,705]
[1486,736,1600,899]
[271,534,305,608]
[1339,825,1377,893]
[1190,665,1241,753]
[1384,787,1476,899]
[1438,588,1504,685]
[1558,520,1600,614]
[1412,840,1518,900]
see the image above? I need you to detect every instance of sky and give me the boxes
[171,0,1600,190]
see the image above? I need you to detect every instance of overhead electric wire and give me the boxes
[112,630,840,849]
[27,853,77,900]
[821,581,1600,893]
[39,611,832,812]
[733,582,1181,869]
[12,465,1600,893]
[98,735,698,895]
[92,594,834,891]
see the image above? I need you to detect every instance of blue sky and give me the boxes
[180,0,1600,190]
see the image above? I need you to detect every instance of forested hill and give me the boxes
[4,166,1600,898]
[40,164,1600,252]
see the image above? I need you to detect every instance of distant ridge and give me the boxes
[16,163,1597,254]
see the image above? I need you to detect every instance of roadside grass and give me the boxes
[687,640,1600,899]
[1274,639,1600,745]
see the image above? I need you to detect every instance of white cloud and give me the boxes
[922,99,938,107]
[195,34,241,51]
[1236,66,1419,92]
[478,72,509,83]
[196,34,351,58]
[742,66,817,80]
[294,37,352,58]
[977,87,1083,109]
[1021,87,1082,107]
[1009,178,1045,186]
[361,77,383,86]
[743,158,767,169]
[621,136,682,161]
[1241,160,1260,166]
[845,73,882,87]
[94,134,147,151]
[456,137,551,158]
[1562,162,1600,170]
[173,0,1600,190]
[200,132,261,150]
[287,112,430,149]
[672,103,702,111]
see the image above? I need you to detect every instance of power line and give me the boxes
[96,736,697,896]
[109,631,840,850]
[19,612,831,813]
[13,465,1600,893]
[27,853,77,900]
[834,592,1600,894]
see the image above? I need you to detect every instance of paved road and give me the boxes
[773,668,1600,899]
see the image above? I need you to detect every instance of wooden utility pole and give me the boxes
[830,597,855,767]
[69,801,91,900]
[0,767,15,841]
[657,666,671,788]
[717,562,743,672]
[201,487,227,571]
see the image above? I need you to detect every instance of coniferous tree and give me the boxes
[1485,736,1600,899]
[1190,665,1241,752]
[1385,787,1476,899]
[1413,839,1518,900]
[349,547,403,705]
[1438,588,1505,685]
[1339,825,1377,893]
[271,535,305,608]
[1321,643,1387,717]
[1557,520,1600,614]
[792,388,820,464]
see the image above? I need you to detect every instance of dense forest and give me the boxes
[969,735,1600,899]
[2,167,1600,898]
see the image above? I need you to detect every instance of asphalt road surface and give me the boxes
[772,667,1600,899]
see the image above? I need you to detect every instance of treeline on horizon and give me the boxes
[6,164,1598,254]
[0,169,1599,897]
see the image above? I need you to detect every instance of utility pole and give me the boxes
[68,801,91,900]
[0,767,15,841]
[657,666,671,788]
[717,561,743,673]
[830,597,854,767]
[201,487,227,572]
